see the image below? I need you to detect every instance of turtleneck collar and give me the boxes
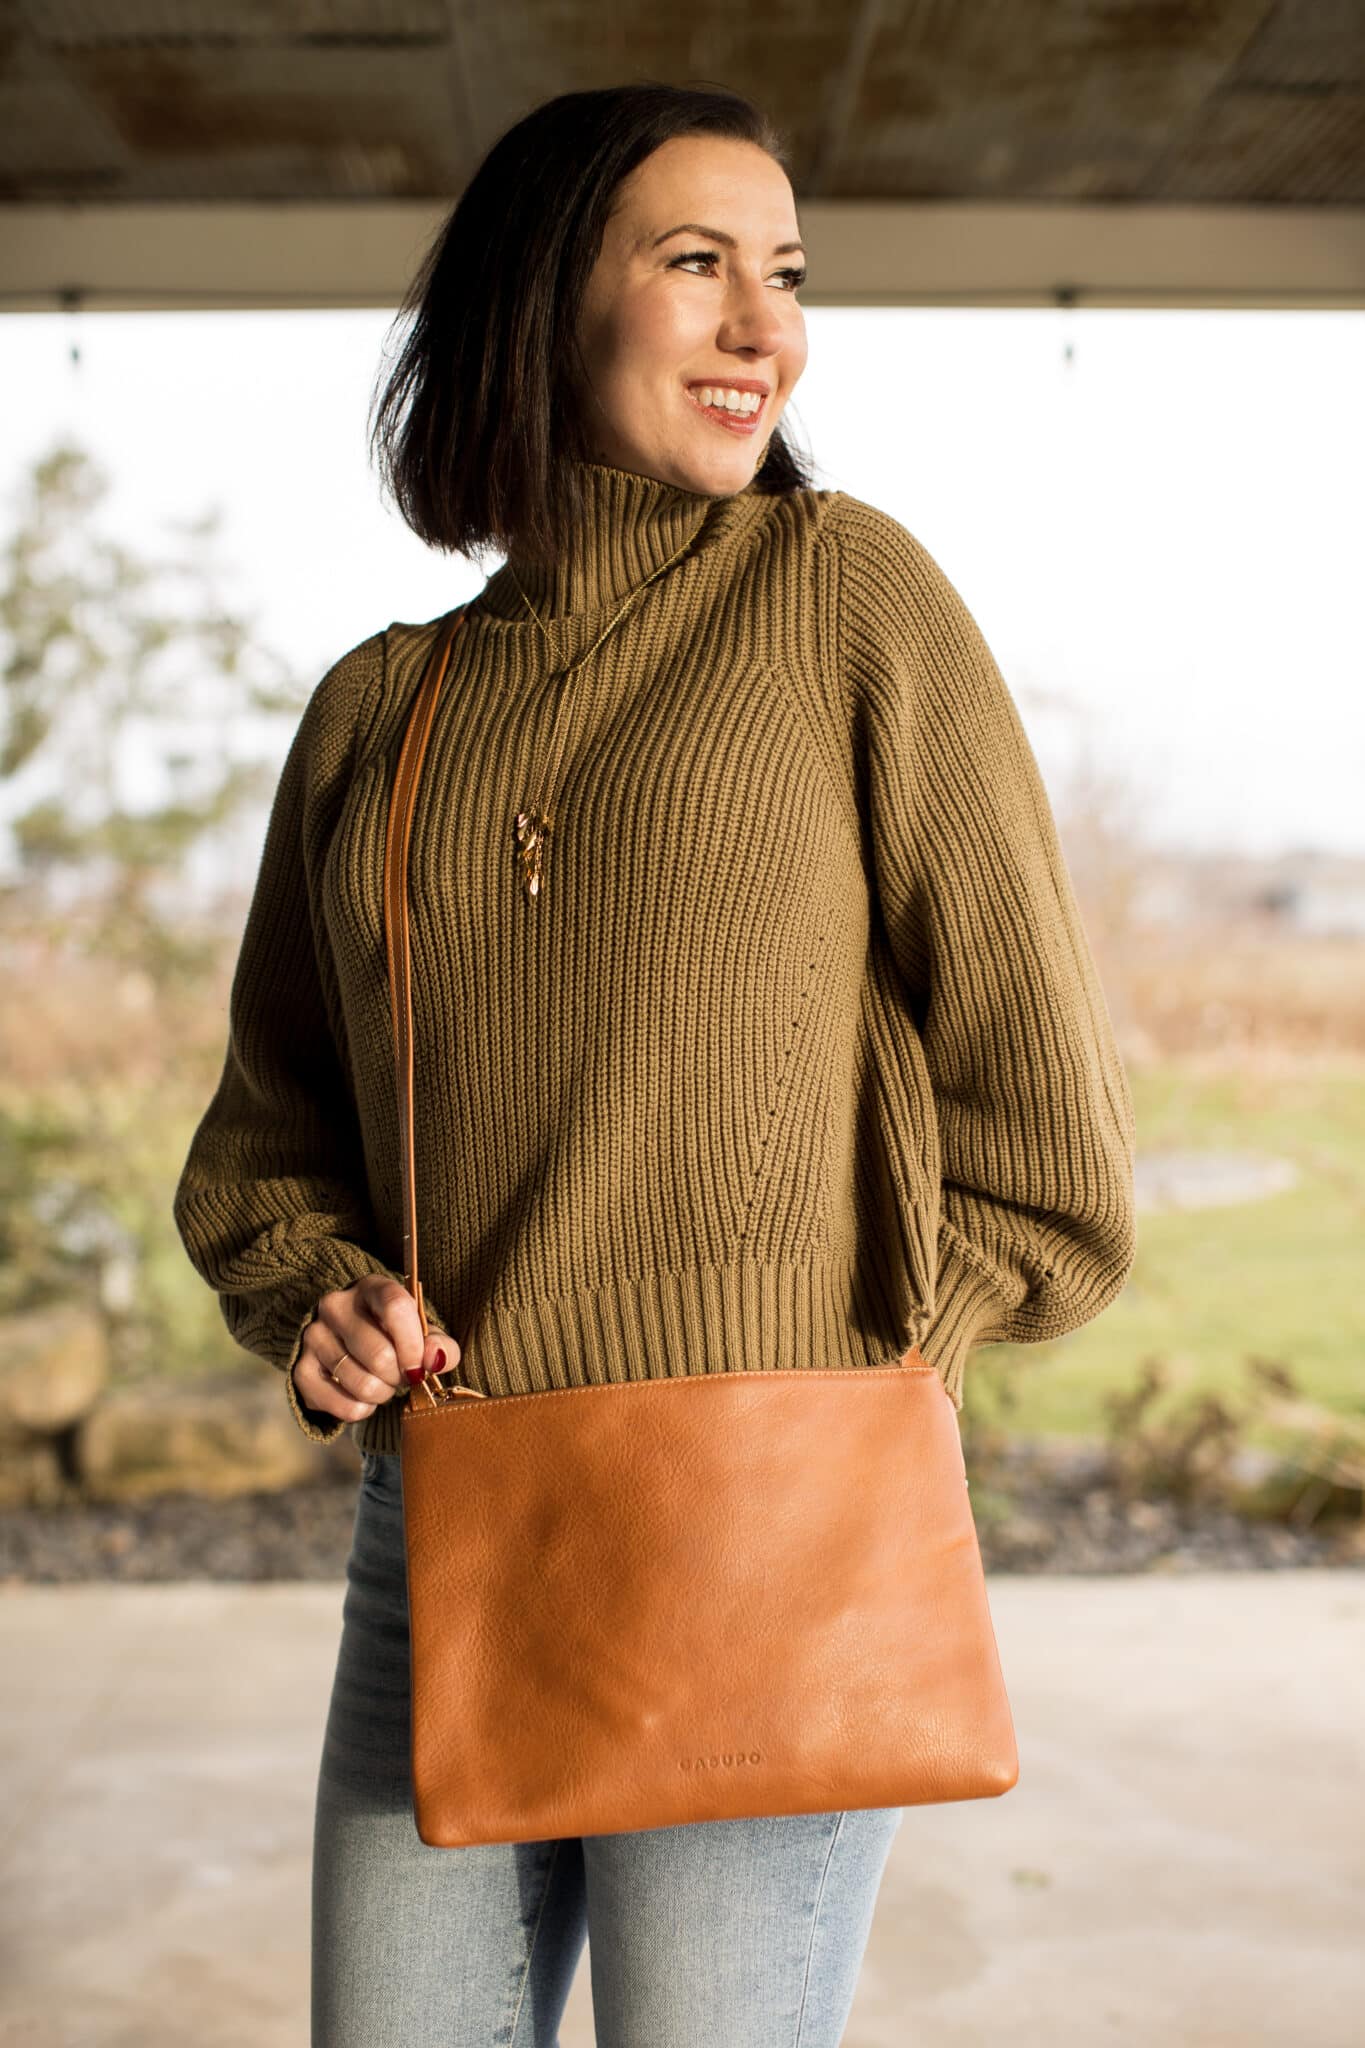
[476,458,759,623]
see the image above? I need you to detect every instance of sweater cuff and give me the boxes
[917,1242,1010,1411]
[281,1303,350,1445]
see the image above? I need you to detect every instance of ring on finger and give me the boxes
[321,1349,353,1386]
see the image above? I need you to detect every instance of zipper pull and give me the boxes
[423,1348,486,1406]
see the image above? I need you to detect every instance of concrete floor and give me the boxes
[1,1570,1361,2047]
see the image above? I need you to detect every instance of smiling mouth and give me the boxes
[684,384,770,434]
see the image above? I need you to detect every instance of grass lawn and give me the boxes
[961,1058,1365,1443]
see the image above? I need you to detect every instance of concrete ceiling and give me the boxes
[2,0,1363,308]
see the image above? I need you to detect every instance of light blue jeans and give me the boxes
[311,1450,904,2047]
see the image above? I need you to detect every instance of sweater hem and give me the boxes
[351,1254,935,1457]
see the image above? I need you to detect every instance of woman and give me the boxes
[175,82,1136,2048]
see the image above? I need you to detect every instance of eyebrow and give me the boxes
[649,222,806,257]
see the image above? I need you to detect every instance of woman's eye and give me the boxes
[668,250,808,292]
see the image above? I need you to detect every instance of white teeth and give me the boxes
[693,386,763,414]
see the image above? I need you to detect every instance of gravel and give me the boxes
[0,1441,1360,1583]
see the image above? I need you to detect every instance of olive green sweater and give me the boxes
[174,457,1137,1456]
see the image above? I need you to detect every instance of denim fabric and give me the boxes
[311,1450,904,2048]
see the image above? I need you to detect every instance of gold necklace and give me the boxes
[508,526,699,902]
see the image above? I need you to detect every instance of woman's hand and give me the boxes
[289,1274,459,1424]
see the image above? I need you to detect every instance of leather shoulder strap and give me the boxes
[383,608,467,1334]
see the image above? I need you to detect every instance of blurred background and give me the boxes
[1,5,1363,2045]
[1,297,1363,1526]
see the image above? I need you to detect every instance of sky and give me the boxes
[2,303,1362,861]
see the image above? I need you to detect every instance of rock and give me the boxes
[74,1372,361,1502]
[1217,1446,1307,1520]
[0,1302,110,1434]
[1134,1148,1299,1215]
[0,1433,69,1510]
[1025,1437,1113,1491]
[0,1480,364,1582]
[992,1513,1054,1563]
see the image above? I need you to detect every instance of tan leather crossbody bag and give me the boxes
[385,608,1019,1848]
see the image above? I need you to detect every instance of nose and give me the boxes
[716,271,788,362]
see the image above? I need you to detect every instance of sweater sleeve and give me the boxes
[828,493,1137,1404]
[172,632,447,1445]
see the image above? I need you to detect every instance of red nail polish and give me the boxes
[403,1365,425,1386]
[432,1346,447,1373]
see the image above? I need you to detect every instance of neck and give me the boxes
[483,458,742,621]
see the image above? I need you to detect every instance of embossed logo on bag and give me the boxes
[679,1750,762,1771]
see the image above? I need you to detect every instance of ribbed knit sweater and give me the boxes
[174,457,1137,1457]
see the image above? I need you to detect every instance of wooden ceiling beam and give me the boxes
[2,199,1363,311]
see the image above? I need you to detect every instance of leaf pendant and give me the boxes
[514,807,552,902]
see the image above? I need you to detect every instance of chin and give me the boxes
[606,428,763,497]
[669,442,765,497]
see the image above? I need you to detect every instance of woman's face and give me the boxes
[573,133,809,497]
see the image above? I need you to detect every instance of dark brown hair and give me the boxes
[368,82,814,568]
